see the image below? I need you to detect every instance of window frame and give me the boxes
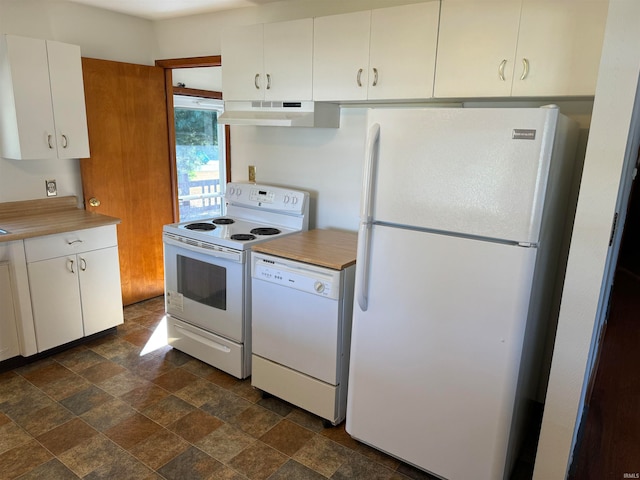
[155,56,230,222]
[173,94,226,221]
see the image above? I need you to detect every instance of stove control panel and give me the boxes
[250,188,275,204]
[226,182,308,214]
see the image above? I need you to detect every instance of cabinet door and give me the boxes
[222,24,264,101]
[0,263,20,361]
[28,256,83,352]
[263,18,313,101]
[368,2,439,100]
[0,35,57,160]
[79,247,124,336]
[511,0,609,97]
[434,1,521,98]
[313,10,371,101]
[47,40,90,158]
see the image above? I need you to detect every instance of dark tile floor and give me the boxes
[0,296,438,480]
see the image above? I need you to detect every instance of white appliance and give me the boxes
[163,182,309,379]
[346,106,579,480]
[250,245,356,426]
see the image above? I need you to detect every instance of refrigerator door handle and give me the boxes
[356,122,380,312]
[356,221,372,311]
[360,123,380,222]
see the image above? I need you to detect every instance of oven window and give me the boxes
[177,255,227,310]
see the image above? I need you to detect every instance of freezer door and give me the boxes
[368,107,560,244]
[347,225,537,480]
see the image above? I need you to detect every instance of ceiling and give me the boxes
[62,0,288,20]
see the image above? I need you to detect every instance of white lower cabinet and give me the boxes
[24,225,123,352]
[0,262,20,361]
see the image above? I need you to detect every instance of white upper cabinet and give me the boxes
[222,18,313,102]
[511,0,609,97]
[435,0,609,98]
[0,35,90,160]
[313,2,440,102]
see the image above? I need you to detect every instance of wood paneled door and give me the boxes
[80,58,174,306]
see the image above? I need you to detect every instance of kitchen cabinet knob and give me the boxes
[372,68,379,87]
[357,68,363,87]
[67,259,75,274]
[80,257,87,271]
[266,73,271,90]
[520,58,530,80]
[254,73,260,90]
[47,134,54,149]
[61,134,68,148]
[498,59,507,81]
[89,197,101,207]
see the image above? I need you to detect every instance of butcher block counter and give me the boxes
[251,228,357,270]
[0,196,120,242]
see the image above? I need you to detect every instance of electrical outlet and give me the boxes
[45,179,57,197]
[248,165,256,183]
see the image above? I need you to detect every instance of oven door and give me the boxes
[163,234,247,343]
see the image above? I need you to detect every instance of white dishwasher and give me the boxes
[250,229,357,426]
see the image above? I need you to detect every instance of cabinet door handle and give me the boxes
[357,68,363,87]
[80,257,87,271]
[47,134,54,149]
[498,59,507,81]
[254,73,260,89]
[372,68,378,87]
[67,258,75,274]
[67,239,83,245]
[520,58,529,80]
[61,134,68,148]
[266,73,271,90]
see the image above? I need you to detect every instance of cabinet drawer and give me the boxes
[24,225,117,262]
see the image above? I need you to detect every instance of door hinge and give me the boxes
[609,212,619,247]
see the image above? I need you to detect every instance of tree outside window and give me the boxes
[173,96,226,221]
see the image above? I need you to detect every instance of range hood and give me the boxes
[219,101,340,128]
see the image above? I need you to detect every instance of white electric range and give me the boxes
[162,182,309,378]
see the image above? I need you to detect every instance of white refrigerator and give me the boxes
[346,106,579,480]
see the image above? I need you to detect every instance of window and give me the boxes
[173,95,226,221]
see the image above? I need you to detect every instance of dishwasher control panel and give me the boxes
[251,252,341,300]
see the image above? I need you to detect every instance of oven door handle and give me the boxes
[163,233,243,263]
[175,325,232,353]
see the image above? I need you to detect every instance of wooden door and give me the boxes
[80,58,174,306]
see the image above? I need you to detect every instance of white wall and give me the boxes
[534,0,640,477]
[231,107,367,230]
[0,0,156,203]
[153,0,430,59]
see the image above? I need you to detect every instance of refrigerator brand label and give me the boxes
[512,129,536,140]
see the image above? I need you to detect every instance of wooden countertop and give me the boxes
[251,229,358,270]
[0,196,121,242]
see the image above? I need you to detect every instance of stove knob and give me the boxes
[291,196,298,205]
[236,188,242,196]
[283,195,290,204]
[314,281,325,294]
[228,186,235,196]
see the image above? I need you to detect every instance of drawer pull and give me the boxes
[67,239,83,245]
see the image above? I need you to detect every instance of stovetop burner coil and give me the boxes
[184,222,216,231]
[212,218,235,225]
[230,234,256,241]
[250,227,281,236]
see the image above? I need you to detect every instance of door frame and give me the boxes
[154,55,231,221]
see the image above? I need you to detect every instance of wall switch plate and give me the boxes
[45,179,57,197]
[248,165,256,183]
